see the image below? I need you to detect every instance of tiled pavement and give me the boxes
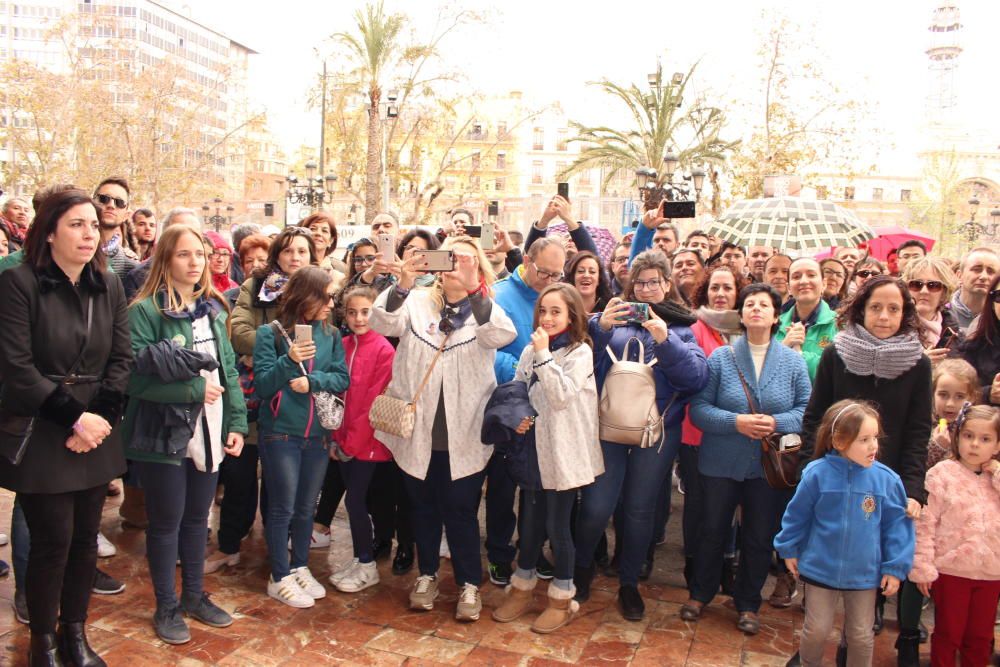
[0,487,976,666]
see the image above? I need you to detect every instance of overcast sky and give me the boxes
[186,0,998,175]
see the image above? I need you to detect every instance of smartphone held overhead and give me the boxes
[377,233,396,261]
[415,250,456,272]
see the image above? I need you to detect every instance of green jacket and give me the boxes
[122,295,248,465]
[776,299,838,382]
[253,321,349,439]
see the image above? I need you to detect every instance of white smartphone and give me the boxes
[294,324,313,343]
[377,233,396,261]
[480,221,496,250]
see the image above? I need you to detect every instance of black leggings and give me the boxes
[368,460,414,548]
[314,460,346,527]
[340,459,377,562]
[19,484,106,634]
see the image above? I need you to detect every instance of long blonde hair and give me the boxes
[132,225,227,315]
[424,236,497,309]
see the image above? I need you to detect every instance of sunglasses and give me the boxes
[855,270,881,279]
[94,193,128,209]
[991,289,1000,304]
[907,279,944,293]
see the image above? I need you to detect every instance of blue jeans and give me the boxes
[518,488,577,582]
[135,459,219,608]
[403,451,485,587]
[690,474,785,613]
[11,497,30,591]
[258,432,329,581]
[575,424,681,586]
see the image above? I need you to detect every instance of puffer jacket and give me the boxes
[333,330,394,461]
[910,459,1000,583]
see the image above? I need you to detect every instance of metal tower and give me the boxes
[926,3,962,118]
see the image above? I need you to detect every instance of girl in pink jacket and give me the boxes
[329,286,396,594]
[910,404,1000,667]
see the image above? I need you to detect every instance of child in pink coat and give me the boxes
[329,286,395,594]
[910,404,1000,667]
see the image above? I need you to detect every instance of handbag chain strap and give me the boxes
[63,296,95,381]
[410,334,450,404]
[728,347,760,415]
[271,321,310,376]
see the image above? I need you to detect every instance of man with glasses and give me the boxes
[93,177,139,274]
[487,236,567,587]
[895,240,926,275]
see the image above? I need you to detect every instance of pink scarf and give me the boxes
[918,311,943,349]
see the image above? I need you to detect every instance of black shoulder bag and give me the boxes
[0,296,94,465]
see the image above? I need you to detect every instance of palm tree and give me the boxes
[333,1,403,224]
[562,62,738,215]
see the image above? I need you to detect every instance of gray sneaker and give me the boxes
[455,583,482,622]
[153,604,191,645]
[409,575,439,611]
[181,592,233,628]
[13,589,28,625]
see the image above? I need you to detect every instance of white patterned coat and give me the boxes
[514,343,604,491]
[369,288,517,480]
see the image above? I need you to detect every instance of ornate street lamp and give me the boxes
[286,160,337,213]
[955,195,1000,248]
[201,197,234,233]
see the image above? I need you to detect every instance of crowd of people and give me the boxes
[0,179,999,667]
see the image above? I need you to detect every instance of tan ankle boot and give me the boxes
[531,583,579,634]
[491,575,537,623]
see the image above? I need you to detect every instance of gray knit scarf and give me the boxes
[833,323,924,380]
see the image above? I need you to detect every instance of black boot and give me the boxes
[57,622,105,667]
[873,592,885,634]
[29,633,63,667]
[895,630,920,667]
[573,563,595,602]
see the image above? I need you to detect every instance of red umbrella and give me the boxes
[862,226,936,260]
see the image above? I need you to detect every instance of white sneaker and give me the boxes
[291,566,326,599]
[267,575,314,608]
[97,533,116,558]
[329,558,360,585]
[335,561,379,593]
[0,533,8,546]
[311,529,332,549]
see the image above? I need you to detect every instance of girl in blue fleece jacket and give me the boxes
[774,400,914,667]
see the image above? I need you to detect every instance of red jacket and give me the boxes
[681,319,726,446]
[334,329,395,461]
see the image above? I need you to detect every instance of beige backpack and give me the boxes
[598,337,672,449]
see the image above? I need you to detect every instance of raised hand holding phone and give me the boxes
[447,250,480,291]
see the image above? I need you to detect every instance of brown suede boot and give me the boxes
[531,582,580,634]
[119,485,148,529]
[491,574,537,623]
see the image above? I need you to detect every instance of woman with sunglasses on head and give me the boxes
[573,250,709,622]
[369,237,517,622]
[960,273,1000,408]
[903,256,961,367]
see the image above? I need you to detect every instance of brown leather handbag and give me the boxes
[729,349,800,490]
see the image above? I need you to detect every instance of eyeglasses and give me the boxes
[211,251,231,259]
[907,279,944,293]
[530,260,563,282]
[352,254,378,265]
[822,269,846,279]
[855,270,881,279]
[990,289,1000,304]
[94,193,128,209]
[633,278,664,291]
[610,257,629,265]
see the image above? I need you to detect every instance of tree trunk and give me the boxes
[364,87,382,224]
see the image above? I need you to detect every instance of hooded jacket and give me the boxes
[774,453,914,590]
[492,266,539,384]
[333,330,394,461]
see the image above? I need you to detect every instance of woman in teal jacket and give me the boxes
[124,225,248,646]
[776,257,839,382]
[253,266,349,609]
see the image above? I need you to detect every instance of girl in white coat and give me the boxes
[492,283,604,634]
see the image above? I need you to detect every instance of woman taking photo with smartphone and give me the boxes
[124,225,248,645]
[253,266,349,609]
[0,188,132,667]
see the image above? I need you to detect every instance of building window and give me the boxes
[556,129,568,151]
[579,169,591,186]
[844,186,855,200]
[497,121,507,138]
[817,186,828,200]
[495,177,505,192]
[900,189,912,202]
[532,127,544,151]
[496,152,506,170]
[532,160,543,185]
[471,151,480,170]
[872,187,883,201]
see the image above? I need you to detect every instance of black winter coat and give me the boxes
[960,334,1000,406]
[0,262,133,493]
[799,344,933,504]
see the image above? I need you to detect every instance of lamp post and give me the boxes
[201,197,234,233]
[955,195,1000,249]
[377,90,399,211]
[286,160,337,221]
[634,151,705,210]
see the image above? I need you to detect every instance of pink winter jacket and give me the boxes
[910,459,1000,583]
[333,330,395,461]
[680,320,726,446]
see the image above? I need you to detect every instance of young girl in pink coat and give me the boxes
[329,286,396,594]
[910,403,1000,667]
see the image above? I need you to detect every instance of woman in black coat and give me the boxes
[0,189,133,667]
[797,275,931,665]
[960,272,1000,406]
